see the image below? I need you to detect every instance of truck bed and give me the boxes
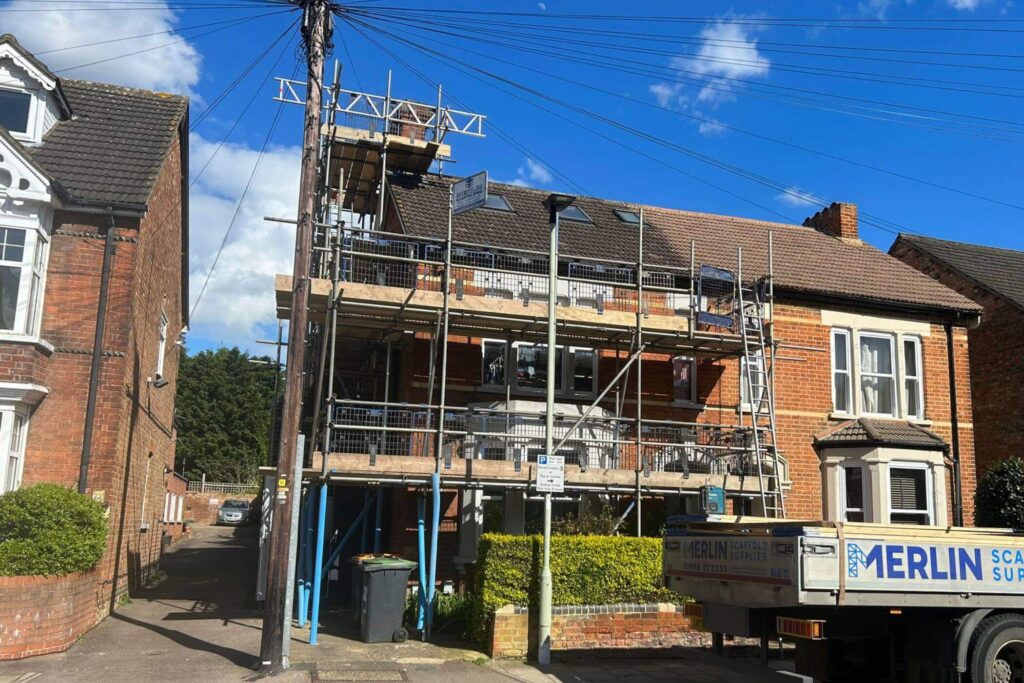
[664,517,1024,609]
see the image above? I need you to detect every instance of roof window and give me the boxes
[0,90,32,135]
[558,205,592,223]
[613,209,641,225]
[484,194,514,212]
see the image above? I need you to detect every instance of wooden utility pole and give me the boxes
[260,0,331,673]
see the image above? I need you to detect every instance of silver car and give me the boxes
[217,499,251,526]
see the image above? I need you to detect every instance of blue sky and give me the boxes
[4,0,1022,353]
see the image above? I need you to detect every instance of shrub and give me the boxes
[976,457,1024,528]
[0,484,107,576]
[468,533,676,642]
[551,503,620,536]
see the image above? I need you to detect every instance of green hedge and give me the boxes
[468,533,676,641]
[0,484,108,576]
[976,457,1024,528]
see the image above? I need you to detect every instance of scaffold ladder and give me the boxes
[737,275,787,518]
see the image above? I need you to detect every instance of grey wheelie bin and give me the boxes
[356,557,417,643]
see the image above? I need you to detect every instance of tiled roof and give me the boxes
[387,173,981,315]
[893,233,1024,311]
[814,418,948,451]
[24,79,187,209]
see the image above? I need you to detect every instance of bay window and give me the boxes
[516,344,562,391]
[0,227,47,336]
[903,337,924,420]
[829,328,926,420]
[889,464,933,525]
[841,466,866,522]
[0,410,28,494]
[480,341,596,397]
[570,348,595,393]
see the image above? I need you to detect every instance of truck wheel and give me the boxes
[968,614,1024,683]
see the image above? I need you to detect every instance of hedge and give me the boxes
[468,533,676,641]
[0,484,108,576]
[976,457,1024,529]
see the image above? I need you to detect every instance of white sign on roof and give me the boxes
[452,171,487,214]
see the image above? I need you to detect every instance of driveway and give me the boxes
[0,526,786,682]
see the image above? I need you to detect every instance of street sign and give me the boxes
[536,454,565,493]
[452,171,488,214]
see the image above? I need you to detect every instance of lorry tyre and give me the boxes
[968,613,1024,683]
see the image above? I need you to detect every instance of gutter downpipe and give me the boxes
[945,322,964,527]
[78,209,117,494]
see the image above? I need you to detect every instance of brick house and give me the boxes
[890,234,1024,478]
[0,35,188,605]
[279,169,983,586]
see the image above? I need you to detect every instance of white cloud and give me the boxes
[698,118,726,135]
[1,0,201,95]
[537,2,547,10]
[775,187,819,208]
[670,20,771,106]
[649,82,683,108]
[495,157,554,187]
[188,134,301,351]
[858,0,894,18]
[948,0,983,8]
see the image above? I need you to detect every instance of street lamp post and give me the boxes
[539,193,575,666]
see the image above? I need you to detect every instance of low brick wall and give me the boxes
[184,491,257,525]
[491,603,695,659]
[0,569,104,660]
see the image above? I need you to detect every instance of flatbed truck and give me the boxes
[664,516,1024,682]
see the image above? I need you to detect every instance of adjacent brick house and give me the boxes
[0,34,188,611]
[280,170,983,586]
[890,234,1024,478]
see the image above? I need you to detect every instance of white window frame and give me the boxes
[830,329,853,415]
[901,335,925,421]
[0,85,40,143]
[839,464,867,523]
[888,461,934,526]
[0,226,46,336]
[156,312,169,379]
[481,341,597,398]
[856,331,899,419]
[0,408,29,494]
[739,355,766,412]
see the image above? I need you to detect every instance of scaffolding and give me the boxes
[271,67,788,645]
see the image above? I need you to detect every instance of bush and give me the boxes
[976,457,1024,528]
[551,503,620,536]
[468,533,676,642]
[0,484,107,576]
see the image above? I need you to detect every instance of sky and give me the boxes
[3,0,1023,354]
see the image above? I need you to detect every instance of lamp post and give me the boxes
[539,193,575,666]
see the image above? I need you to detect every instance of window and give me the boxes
[516,344,562,391]
[0,227,45,334]
[558,205,592,223]
[831,329,853,414]
[903,337,924,420]
[571,348,595,393]
[156,313,169,379]
[613,209,641,225]
[889,465,932,525]
[482,340,506,386]
[740,355,766,411]
[859,333,897,417]
[672,356,696,403]
[0,412,27,494]
[0,90,32,135]
[483,194,514,212]
[842,466,866,522]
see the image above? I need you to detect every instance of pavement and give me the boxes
[0,526,788,683]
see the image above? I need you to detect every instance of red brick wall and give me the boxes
[0,569,103,660]
[490,603,694,659]
[891,240,1022,480]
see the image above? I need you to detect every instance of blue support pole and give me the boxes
[301,488,314,624]
[320,492,376,576]
[310,482,328,645]
[373,488,384,554]
[427,472,441,637]
[416,494,427,631]
[296,489,307,627]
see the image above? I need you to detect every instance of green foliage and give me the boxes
[403,591,473,637]
[175,347,281,483]
[468,533,676,642]
[0,484,107,576]
[976,457,1024,528]
[551,503,620,536]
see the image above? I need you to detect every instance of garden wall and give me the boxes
[0,569,103,660]
[490,603,697,659]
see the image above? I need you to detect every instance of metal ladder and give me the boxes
[736,277,787,518]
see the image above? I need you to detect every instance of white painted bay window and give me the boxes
[829,328,927,420]
[889,463,933,525]
[480,341,596,397]
[0,226,47,336]
[0,410,28,494]
[841,465,866,522]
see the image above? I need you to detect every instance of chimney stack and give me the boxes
[803,202,859,243]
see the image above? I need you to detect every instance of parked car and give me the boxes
[217,499,251,526]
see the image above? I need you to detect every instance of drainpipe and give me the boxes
[945,322,964,527]
[78,210,117,494]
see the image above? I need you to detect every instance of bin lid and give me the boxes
[360,556,418,571]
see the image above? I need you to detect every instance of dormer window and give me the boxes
[0,90,32,135]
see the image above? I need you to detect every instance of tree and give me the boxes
[175,347,280,483]
[975,457,1024,529]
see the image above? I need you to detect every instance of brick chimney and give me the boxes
[803,202,859,243]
